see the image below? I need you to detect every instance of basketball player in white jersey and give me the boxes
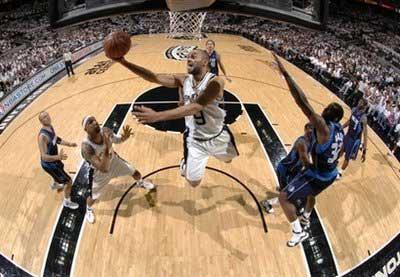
[114,49,239,187]
[81,116,155,223]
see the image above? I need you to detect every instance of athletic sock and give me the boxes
[303,211,311,219]
[291,219,302,233]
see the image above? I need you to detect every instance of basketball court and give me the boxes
[0,31,399,276]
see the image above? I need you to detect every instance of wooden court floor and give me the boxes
[0,33,399,276]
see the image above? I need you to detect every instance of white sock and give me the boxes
[303,211,311,218]
[64,197,71,202]
[291,219,302,233]
[86,205,93,211]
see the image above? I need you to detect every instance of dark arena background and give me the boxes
[0,0,400,276]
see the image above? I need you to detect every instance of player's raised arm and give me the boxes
[116,57,186,88]
[272,53,330,144]
[81,140,112,173]
[296,139,311,168]
[132,77,223,124]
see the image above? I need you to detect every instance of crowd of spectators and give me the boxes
[0,1,399,155]
[0,6,168,97]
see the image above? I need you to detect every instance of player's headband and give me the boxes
[82,116,93,129]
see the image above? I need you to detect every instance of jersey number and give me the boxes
[194,111,206,125]
[328,133,344,164]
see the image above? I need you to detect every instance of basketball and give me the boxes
[103,31,131,59]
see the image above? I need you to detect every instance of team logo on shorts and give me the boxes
[85,61,113,75]
[165,46,198,61]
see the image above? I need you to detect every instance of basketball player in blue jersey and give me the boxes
[114,49,238,188]
[38,111,79,209]
[337,98,368,179]
[261,123,314,215]
[205,40,232,82]
[276,123,314,190]
[273,53,344,247]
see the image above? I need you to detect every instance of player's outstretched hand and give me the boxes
[132,106,160,124]
[59,149,68,160]
[121,125,134,140]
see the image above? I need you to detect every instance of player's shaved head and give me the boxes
[38,111,48,122]
[195,49,209,62]
[38,111,51,126]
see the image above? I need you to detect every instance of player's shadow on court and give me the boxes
[234,134,263,159]
[94,181,158,217]
[370,152,396,167]
[132,130,182,156]
[158,183,286,260]
[323,173,398,261]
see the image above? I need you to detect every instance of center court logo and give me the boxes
[85,61,113,75]
[165,46,198,61]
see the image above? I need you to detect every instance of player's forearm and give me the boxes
[158,103,202,121]
[218,61,228,76]
[284,73,314,119]
[119,59,158,84]
[300,155,311,168]
[274,55,314,118]
[59,139,74,147]
[41,153,61,162]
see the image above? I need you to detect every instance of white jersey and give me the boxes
[82,128,136,200]
[82,129,117,170]
[183,72,225,139]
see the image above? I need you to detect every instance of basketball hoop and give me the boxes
[168,11,207,40]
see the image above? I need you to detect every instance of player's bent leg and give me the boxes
[51,164,79,210]
[185,141,208,188]
[113,155,155,190]
[299,195,315,229]
[130,169,155,190]
[278,191,297,222]
[132,170,142,180]
[282,173,314,247]
[62,180,79,210]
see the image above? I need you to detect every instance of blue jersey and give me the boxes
[208,51,218,75]
[280,136,312,173]
[39,127,60,163]
[310,122,344,178]
[346,108,366,140]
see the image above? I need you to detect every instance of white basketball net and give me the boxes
[168,11,207,39]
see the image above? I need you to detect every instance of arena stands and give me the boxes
[0,1,399,154]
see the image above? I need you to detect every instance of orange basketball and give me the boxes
[103,31,131,59]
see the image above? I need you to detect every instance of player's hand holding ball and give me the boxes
[104,31,131,60]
